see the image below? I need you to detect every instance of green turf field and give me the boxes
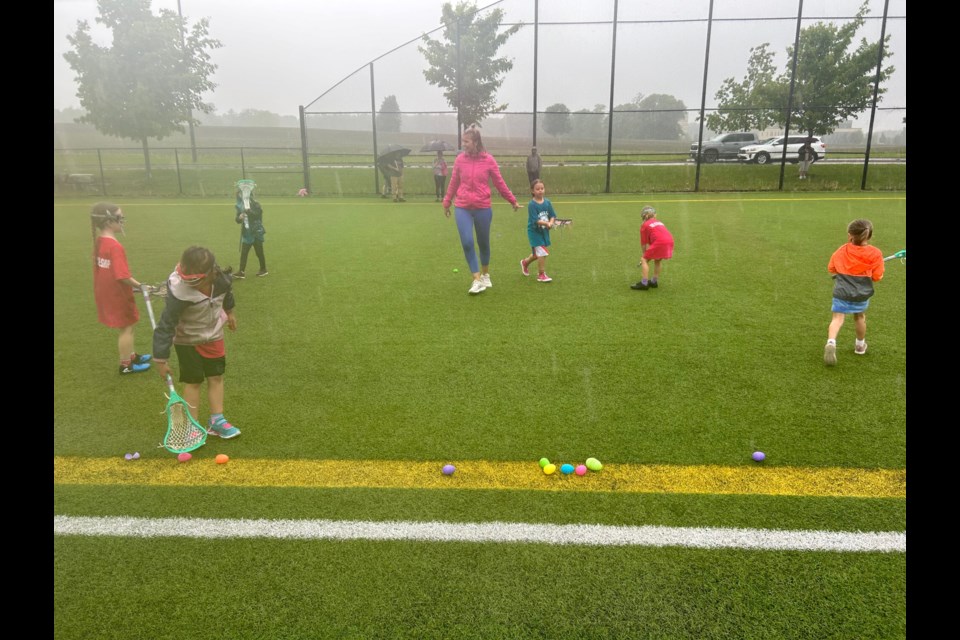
[54,192,906,639]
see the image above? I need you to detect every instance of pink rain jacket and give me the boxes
[442,151,518,210]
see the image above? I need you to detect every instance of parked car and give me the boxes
[689,132,759,163]
[737,136,826,165]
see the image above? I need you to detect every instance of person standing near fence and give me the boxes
[526,147,542,186]
[90,202,152,375]
[443,126,520,295]
[433,151,448,202]
[798,138,815,180]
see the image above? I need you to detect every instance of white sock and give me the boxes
[826,339,836,346]
[855,339,866,347]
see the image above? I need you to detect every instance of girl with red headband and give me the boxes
[152,246,241,439]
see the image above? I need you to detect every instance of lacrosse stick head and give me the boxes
[163,375,208,454]
[236,180,256,211]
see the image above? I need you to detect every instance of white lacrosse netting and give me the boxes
[236,180,256,229]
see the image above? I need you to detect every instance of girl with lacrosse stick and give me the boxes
[631,206,675,290]
[520,179,558,283]
[823,219,885,366]
[234,190,267,278]
[90,202,152,375]
[442,125,520,295]
[152,246,241,439]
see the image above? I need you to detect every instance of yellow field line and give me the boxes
[54,457,905,499]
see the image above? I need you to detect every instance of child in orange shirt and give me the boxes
[824,219,885,366]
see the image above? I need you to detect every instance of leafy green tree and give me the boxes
[542,103,571,139]
[571,104,607,139]
[419,1,521,131]
[636,94,687,140]
[63,0,220,176]
[376,95,402,133]
[707,1,893,139]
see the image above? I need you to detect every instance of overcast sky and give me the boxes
[54,0,906,129]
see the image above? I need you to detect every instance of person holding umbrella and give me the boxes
[442,126,520,295]
[377,145,409,202]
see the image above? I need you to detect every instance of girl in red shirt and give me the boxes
[91,202,151,374]
[631,206,675,290]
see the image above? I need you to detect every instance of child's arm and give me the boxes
[151,294,186,378]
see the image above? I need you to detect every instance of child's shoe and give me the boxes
[208,417,241,439]
[520,259,530,276]
[133,353,152,364]
[537,273,552,282]
[234,271,246,279]
[120,362,150,375]
[649,280,658,288]
[480,274,492,288]
[630,281,649,290]
[854,341,868,355]
[256,270,269,277]
[824,343,837,366]
[468,279,486,295]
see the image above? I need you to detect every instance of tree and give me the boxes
[63,0,221,176]
[542,103,571,139]
[419,1,521,131]
[635,94,687,140]
[706,1,893,139]
[377,95,402,133]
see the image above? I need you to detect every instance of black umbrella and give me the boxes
[420,140,455,152]
[377,144,412,162]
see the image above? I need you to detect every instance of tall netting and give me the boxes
[55,0,905,197]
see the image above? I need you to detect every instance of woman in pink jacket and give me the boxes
[443,126,520,295]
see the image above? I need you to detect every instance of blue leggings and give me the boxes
[454,207,493,273]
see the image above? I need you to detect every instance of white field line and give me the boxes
[54,516,905,553]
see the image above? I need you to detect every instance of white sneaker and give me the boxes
[468,279,486,295]
[854,341,868,355]
[480,274,492,288]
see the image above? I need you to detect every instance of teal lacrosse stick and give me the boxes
[883,249,905,263]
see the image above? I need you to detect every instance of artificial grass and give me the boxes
[54,192,906,639]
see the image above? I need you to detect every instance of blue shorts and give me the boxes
[831,297,870,314]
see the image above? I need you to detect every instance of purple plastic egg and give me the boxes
[442,464,456,475]
[752,451,766,462]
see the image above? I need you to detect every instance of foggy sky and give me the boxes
[54,0,906,130]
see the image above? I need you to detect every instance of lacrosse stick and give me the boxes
[143,287,208,454]
[236,179,256,230]
[883,249,905,264]
[141,281,168,298]
[553,218,573,228]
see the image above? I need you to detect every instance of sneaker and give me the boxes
[649,280,658,288]
[520,259,530,276]
[537,273,552,283]
[480,274,492,288]
[119,362,150,375]
[133,353,152,365]
[824,343,837,366]
[854,342,868,355]
[398,198,407,202]
[256,270,269,277]
[630,281,649,290]
[234,271,246,280]
[468,279,486,295]
[208,417,241,439]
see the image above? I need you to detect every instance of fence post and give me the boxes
[175,148,183,195]
[779,0,805,191]
[299,105,311,194]
[693,0,716,193]
[370,62,381,195]
[604,0,619,194]
[861,0,891,191]
[531,0,539,149]
[97,149,107,196]
[241,147,246,179]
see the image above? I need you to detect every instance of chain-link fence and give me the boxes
[54,0,906,198]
